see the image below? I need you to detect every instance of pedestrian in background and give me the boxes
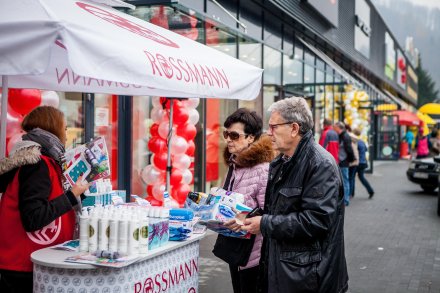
[348,131,360,198]
[405,128,415,156]
[215,108,274,293]
[416,128,430,159]
[0,106,90,293]
[352,128,375,198]
[242,97,348,293]
[334,121,355,206]
[319,118,339,163]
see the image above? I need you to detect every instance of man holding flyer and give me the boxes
[242,97,349,293]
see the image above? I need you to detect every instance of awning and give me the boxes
[297,37,362,87]
[419,103,440,115]
[392,110,421,126]
[417,112,436,125]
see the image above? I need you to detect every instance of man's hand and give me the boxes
[241,216,262,235]
[223,219,242,232]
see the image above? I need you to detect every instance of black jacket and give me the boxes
[259,131,349,293]
[338,131,355,167]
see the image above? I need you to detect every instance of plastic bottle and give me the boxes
[128,212,139,256]
[159,208,170,246]
[138,208,149,255]
[108,210,119,252]
[98,210,109,251]
[163,191,172,208]
[118,210,128,256]
[79,209,89,252]
[88,209,98,253]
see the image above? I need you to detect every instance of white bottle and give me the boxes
[98,210,109,251]
[163,191,172,208]
[108,210,119,252]
[138,209,149,255]
[88,210,99,253]
[128,213,139,256]
[79,209,89,252]
[159,208,170,246]
[118,211,128,256]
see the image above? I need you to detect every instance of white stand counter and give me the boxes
[31,233,205,293]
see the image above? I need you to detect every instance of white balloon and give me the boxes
[158,121,173,139]
[188,109,200,125]
[170,136,188,154]
[141,164,163,185]
[181,169,193,184]
[152,183,166,199]
[40,91,60,107]
[151,107,166,123]
[152,96,162,108]
[173,154,191,170]
[184,98,200,109]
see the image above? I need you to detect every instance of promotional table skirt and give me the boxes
[31,234,205,293]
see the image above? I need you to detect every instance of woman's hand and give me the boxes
[223,218,242,232]
[71,175,91,198]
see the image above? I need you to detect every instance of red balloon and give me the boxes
[150,123,159,137]
[146,185,154,197]
[152,152,168,170]
[171,184,191,205]
[170,168,183,186]
[177,123,197,141]
[148,136,167,153]
[8,89,42,115]
[173,107,189,125]
[186,140,195,156]
[159,97,172,109]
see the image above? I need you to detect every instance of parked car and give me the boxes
[406,157,440,193]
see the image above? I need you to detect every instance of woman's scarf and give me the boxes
[22,128,65,166]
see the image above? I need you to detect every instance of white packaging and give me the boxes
[138,211,149,255]
[128,214,139,255]
[88,210,98,253]
[118,213,128,256]
[79,209,89,252]
[98,211,109,251]
[108,211,119,252]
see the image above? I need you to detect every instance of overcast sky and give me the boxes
[406,0,440,9]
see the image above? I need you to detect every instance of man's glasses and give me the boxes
[268,121,294,132]
[223,130,248,141]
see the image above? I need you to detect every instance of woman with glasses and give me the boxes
[215,108,274,293]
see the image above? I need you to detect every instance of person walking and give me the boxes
[242,97,348,293]
[0,106,90,293]
[319,118,339,163]
[416,128,429,159]
[352,128,375,198]
[348,131,359,198]
[334,121,355,206]
[214,108,274,293]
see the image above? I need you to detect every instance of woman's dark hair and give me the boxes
[22,106,66,143]
[224,108,263,139]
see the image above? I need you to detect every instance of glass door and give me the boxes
[375,113,399,160]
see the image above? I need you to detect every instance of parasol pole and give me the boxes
[166,99,174,193]
[1,76,9,159]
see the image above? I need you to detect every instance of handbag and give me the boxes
[212,165,260,266]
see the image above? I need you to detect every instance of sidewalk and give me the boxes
[198,160,440,293]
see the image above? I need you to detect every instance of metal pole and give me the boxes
[166,99,174,192]
[1,76,9,159]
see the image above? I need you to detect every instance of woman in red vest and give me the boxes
[0,106,90,293]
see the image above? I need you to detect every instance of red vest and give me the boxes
[0,156,75,272]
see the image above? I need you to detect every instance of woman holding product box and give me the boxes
[0,106,90,293]
[217,108,274,293]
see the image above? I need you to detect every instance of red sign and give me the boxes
[76,2,180,48]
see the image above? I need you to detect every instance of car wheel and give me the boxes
[421,185,436,193]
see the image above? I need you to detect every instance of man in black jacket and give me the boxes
[334,121,355,206]
[242,97,348,293]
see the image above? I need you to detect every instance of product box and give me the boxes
[82,190,126,207]
[169,208,194,241]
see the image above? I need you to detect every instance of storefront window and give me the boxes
[283,58,303,85]
[264,45,282,85]
[206,0,238,29]
[238,37,262,110]
[263,85,278,129]
[61,92,84,148]
[94,94,118,189]
[304,64,315,84]
[239,3,262,41]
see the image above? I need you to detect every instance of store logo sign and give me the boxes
[76,2,180,48]
[27,219,61,245]
[355,15,371,37]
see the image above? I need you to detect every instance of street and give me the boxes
[198,160,440,293]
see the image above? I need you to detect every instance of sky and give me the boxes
[406,0,440,9]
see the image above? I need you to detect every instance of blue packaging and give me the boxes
[169,209,194,241]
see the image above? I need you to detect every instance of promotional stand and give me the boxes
[31,234,204,293]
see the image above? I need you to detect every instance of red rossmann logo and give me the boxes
[76,2,179,48]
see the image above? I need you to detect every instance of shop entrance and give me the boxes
[374,113,400,160]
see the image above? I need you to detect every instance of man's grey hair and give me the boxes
[334,121,345,130]
[268,97,314,135]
